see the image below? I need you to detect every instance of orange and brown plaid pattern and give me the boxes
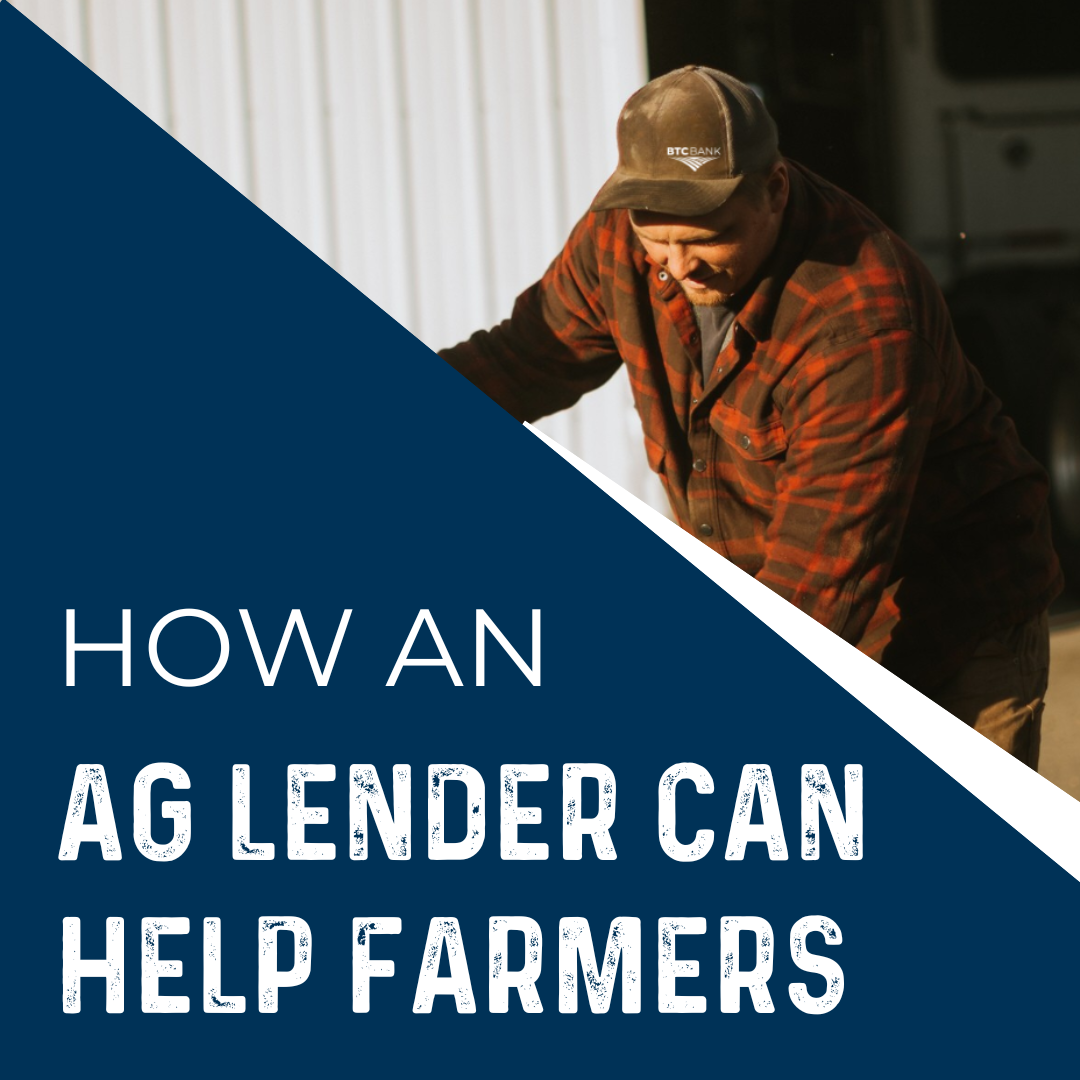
[441,163,1062,692]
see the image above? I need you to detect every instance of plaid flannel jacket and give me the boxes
[440,163,1062,692]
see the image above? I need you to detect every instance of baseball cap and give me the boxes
[590,66,779,216]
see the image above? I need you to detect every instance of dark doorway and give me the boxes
[643,0,892,222]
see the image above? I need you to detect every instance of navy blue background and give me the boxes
[2,4,1077,1075]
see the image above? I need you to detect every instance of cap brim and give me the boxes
[590,172,745,216]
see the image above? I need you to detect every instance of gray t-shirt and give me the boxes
[692,302,737,380]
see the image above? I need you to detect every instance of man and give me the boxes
[440,66,1062,766]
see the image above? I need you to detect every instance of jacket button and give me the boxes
[693,458,706,472]
[689,330,699,343]
[698,523,714,537]
[658,270,669,281]
[715,365,725,377]
[739,433,752,450]
[691,396,699,404]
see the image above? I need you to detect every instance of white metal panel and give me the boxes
[537,0,659,507]
[474,0,565,317]
[396,0,492,345]
[164,0,252,198]
[12,0,663,511]
[15,0,86,60]
[242,0,334,263]
[321,0,414,328]
[84,0,169,129]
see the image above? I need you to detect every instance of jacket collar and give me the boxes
[734,161,811,344]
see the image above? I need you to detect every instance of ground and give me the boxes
[1042,620,1080,800]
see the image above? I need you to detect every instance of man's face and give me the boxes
[630,163,789,306]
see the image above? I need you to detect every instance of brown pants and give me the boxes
[931,612,1050,770]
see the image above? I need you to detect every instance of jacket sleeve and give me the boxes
[438,213,624,423]
[756,328,941,644]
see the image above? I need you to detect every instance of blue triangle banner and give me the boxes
[2,5,1077,1077]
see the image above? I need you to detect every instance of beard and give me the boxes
[680,282,732,307]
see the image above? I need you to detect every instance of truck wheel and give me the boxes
[1049,314,1080,584]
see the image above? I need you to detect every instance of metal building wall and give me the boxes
[14,0,664,510]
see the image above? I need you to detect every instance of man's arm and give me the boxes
[756,328,941,643]
[439,213,624,423]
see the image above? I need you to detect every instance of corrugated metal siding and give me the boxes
[13,0,665,509]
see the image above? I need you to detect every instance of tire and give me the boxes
[949,279,1080,592]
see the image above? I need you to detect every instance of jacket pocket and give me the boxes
[708,400,788,461]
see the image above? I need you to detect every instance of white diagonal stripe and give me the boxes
[675,156,719,172]
[526,422,1080,883]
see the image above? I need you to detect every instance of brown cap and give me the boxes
[590,66,779,216]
